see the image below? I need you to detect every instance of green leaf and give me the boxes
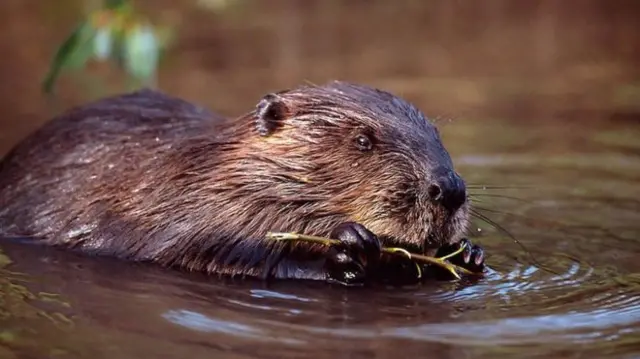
[123,24,160,84]
[104,0,129,10]
[42,21,98,94]
[93,25,113,60]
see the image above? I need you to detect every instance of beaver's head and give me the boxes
[222,81,469,254]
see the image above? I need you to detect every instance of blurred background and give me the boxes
[1,2,640,358]
[0,0,639,155]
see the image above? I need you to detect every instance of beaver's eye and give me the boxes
[354,134,373,152]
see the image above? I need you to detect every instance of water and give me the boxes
[1,116,639,359]
[1,1,640,358]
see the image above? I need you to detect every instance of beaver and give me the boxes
[0,81,484,286]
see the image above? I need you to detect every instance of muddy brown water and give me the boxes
[1,1,640,358]
[1,116,639,359]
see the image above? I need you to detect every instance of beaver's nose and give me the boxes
[427,167,467,212]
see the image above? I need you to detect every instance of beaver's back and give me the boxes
[0,89,223,238]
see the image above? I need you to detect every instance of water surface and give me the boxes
[1,116,639,359]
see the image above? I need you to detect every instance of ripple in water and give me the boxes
[161,248,640,354]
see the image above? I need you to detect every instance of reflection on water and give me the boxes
[1,117,640,359]
[1,0,640,358]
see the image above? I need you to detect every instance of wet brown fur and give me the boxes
[0,81,469,281]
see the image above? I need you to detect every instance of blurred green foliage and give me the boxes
[42,0,173,94]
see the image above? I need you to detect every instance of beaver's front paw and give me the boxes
[436,238,485,274]
[323,222,382,286]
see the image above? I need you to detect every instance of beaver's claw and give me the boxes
[436,237,485,274]
[324,222,382,286]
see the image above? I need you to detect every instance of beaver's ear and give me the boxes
[255,93,289,136]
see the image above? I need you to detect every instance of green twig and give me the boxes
[265,232,481,280]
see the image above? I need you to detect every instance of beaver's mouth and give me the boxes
[375,205,469,256]
[422,209,469,254]
[417,232,445,256]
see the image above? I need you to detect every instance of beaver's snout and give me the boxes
[426,166,467,212]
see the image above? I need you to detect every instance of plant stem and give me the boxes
[265,232,482,279]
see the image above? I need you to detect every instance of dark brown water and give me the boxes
[1,1,640,358]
